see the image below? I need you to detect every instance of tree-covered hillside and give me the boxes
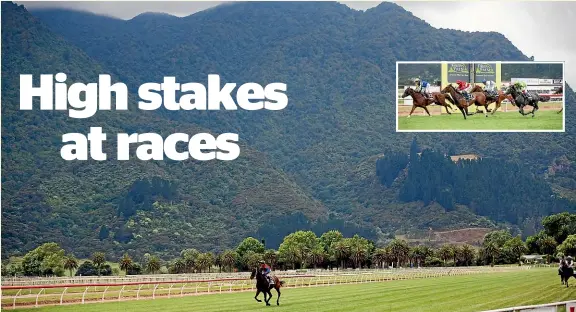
[2,1,575,258]
[1,2,328,259]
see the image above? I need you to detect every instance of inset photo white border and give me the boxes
[396,61,565,133]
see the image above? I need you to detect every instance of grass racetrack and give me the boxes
[14,268,576,312]
[397,110,563,131]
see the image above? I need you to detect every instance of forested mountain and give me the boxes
[2,1,575,259]
[1,2,327,258]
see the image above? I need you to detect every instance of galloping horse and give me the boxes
[555,86,564,114]
[250,267,285,306]
[466,90,491,117]
[505,85,543,117]
[559,260,575,287]
[401,87,456,117]
[470,85,514,115]
[440,84,470,119]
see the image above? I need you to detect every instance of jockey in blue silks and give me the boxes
[415,78,431,99]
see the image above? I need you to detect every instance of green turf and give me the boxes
[12,268,576,312]
[398,110,563,131]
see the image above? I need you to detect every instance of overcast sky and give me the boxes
[18,1,574,83]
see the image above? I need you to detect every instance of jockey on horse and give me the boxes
[482,79,497,98]
[456,80,472,100]
[259,260,274,285]
[559,256,575,286]
[513,81,534,102]
[414,78,432,100]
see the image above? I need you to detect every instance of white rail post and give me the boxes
[60,287,68,305]
[118,285,126,301]
[136,284,144,300]
[13,288,22,309]
[168,284,174,298]
[35,288,45,307]
[152,284,159,299]
[102,286,110,302]
[81,287,89,304]
[180,283,187,297]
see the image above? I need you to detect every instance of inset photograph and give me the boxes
[397,61,564,132]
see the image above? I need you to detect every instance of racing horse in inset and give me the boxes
[505,84,549,117]
[401,87,457,118]
[440,84,471,119]
[470,85,514,115]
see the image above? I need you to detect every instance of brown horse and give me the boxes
[467,91,491,117]
[401,87,456,118]
[440,84,470,119]
[470,85,513,115]
[250,267,285,306]
[555,86,564,114]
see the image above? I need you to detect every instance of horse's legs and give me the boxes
[531,102,539,117]
[276,287,281,305]
[438,100,452,114]
[266,289,273,306]
[458,106,467,120]
[423,106,432,117]
[255,289,262,302]
[492,100,501,115]
[478,103,488,117]
[408,105,416,118]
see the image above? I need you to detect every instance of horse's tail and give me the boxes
[539,95,550,102]
[279,280,285,287]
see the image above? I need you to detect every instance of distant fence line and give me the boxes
[1,266,532,309]
[1,266,529,287]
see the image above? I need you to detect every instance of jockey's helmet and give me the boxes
[415,78,420,83]
[258,260,265,264]
[482,80,487,84]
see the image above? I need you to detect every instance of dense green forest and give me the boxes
[3,212,575,277]
[397,64,441,85]
[501,63,563,81]
[2,2,576,260]
[378,140,574,227]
